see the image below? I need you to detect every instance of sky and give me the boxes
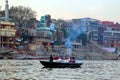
[0,0,120,23]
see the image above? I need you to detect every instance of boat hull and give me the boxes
[40,61,83,68]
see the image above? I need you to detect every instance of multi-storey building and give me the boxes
[72,18,100,41]
[0,21,16,48]
[52,19,64,45]
[101,21,120,47]
[63,20,72,32]
[36,15,54,52]
[82,18,101,41]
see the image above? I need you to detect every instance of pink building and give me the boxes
[102,21,120,47]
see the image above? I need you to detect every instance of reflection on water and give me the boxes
[0,60,120,80]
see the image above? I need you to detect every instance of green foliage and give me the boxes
[61,27,67,38]
[78,33,87,46]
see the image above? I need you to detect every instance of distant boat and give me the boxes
[40,61,83,68]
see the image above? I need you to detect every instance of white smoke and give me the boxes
[50,23,54,30]
[65,22,86,56]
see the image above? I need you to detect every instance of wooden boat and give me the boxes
[40,60,83,68]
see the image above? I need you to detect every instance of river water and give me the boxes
[0,60,120,80]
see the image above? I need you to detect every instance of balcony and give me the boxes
[0,30,16,37]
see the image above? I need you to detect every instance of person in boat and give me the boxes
[49,55,53,62]
[57,56,63,62]
[66,57,70,63]
[70,57,75,63]
[58,57,62,62]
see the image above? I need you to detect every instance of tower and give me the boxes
[5,0,9,21]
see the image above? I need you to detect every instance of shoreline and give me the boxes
[0,48,119,60]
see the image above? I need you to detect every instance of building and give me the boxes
[63,20,72,32]
[52,19,67,45]
[79,18,100,41]
[45,14,52,27]
[40,14,52,28]
[36,15,54,52]
[101,21,120,47]
[0,0,17,49]
[0,21,16,48]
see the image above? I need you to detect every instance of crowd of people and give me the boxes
[49,54,75,63]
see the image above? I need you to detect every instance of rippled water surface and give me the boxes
[0,60,120,80]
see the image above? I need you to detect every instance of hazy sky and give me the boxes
[0,0,120,22]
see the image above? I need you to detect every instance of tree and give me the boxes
[61,27,67,38]
[9,6,36,28]
[1,11,5,17]
[78,33,87,46]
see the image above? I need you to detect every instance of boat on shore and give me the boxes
[40,60,83,68]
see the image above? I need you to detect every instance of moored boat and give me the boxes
[40,60,83,68]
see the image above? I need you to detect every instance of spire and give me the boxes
[5,0,9,21]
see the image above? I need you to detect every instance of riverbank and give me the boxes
[73,51,118,60]
[0,48,119,60]
[48,51,118,60]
